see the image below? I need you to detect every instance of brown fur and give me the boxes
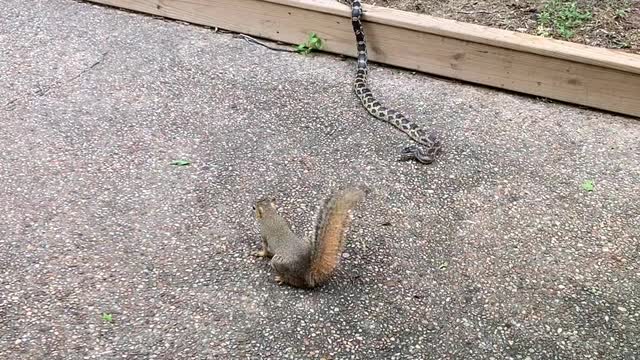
[254,188,365,288]
[306,188,365,287]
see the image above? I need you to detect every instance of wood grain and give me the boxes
[87,0,640,117]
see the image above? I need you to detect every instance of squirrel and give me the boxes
[253,187,365,288]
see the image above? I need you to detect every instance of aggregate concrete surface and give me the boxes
[1,0,638,359]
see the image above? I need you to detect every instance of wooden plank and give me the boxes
[86,0,640,117]
[266,0,640,75]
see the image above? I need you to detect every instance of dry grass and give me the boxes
[364,0,639,53]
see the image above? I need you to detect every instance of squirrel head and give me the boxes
[254,196,277,219]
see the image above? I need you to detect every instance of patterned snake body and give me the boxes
[350,0,442,164]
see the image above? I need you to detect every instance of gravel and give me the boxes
[0,0,638,359]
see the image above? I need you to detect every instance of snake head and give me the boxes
[398,144,440,164]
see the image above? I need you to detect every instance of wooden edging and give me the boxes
[87,0,640,117]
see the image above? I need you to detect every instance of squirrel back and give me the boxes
[254,187,365,288]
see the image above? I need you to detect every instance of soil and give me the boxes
[363,0,640,54]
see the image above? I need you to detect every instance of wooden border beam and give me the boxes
[86,0,640,117]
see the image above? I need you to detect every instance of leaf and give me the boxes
[295,32,324,54]
[170,160,191,166]
[309,36,322,47]
[295,43,311,54]
[309,34,323,49]
[582,180,595,192]
[101,313,113,323]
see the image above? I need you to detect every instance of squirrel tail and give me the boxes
[306,187,365,287]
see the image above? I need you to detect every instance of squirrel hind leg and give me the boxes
[270,256,310,288]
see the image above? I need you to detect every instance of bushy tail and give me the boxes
[306,187,366,287]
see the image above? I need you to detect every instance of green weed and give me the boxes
[613,0,632,19]
[537,0,592,39]
[170,160,191,166]
[295,32,324,54]
[581,180,595,192]
[101,313,113,323]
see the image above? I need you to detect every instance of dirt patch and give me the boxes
[364,0,640,54]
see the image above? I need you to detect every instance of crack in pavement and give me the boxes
[3,50,110,111]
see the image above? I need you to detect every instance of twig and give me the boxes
[234,34,295,53]
[3,51,109,111]
[456,10,498,15]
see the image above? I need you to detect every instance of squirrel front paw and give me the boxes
[254,250,273,258]
[274,275,285,285]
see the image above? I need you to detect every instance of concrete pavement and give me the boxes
[0,0,638,358]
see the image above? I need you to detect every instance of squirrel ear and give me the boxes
[254,204,264,218]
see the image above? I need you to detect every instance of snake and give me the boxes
[349,0,442,164]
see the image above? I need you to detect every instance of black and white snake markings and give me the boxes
[349,0,442,164]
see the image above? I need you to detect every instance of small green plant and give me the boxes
[614,40,631,49]
[537,0,592,40]
[295,32,324,54]
[101,313,113,323]
[614,1,632,19]
[615,8,629,18]
[170,160,191,166]
[581,179,595,192]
